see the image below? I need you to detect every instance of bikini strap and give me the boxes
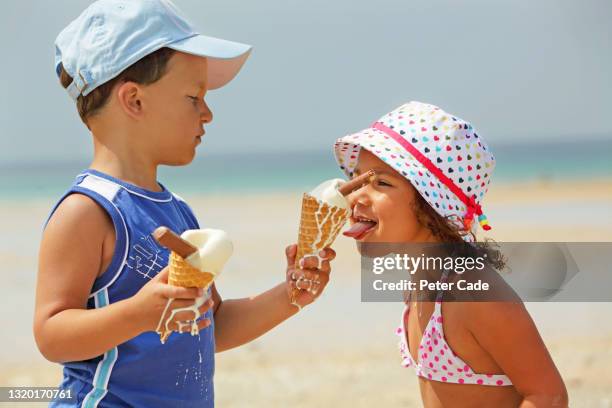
[405,282,413,304]
[435,269,452,304]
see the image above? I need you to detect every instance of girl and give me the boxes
[334,102,568,407]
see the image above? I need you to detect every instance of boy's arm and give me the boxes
[211,283,298,353]
[34,194,143,362]
[212,245,332,352]
[34,194,208,363]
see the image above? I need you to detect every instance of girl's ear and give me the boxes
[116,81,143,119]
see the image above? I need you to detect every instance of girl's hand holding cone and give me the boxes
[284,244,336,309]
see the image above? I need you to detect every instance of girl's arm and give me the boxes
[212,245,333,352]
[465,300,569,407]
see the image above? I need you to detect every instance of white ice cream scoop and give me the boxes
[182,229,233,277]
[309,179,350,209]
[309,170,377,209]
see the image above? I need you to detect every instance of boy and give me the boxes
[34,1,335,406]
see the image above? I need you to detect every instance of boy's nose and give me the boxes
[201,100,213,124]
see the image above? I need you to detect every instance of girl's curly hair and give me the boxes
[411,190,506,271]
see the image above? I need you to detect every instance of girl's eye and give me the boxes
[377,180,392,187]
[188,95,199,104]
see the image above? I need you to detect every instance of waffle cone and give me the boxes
[291,193,349,303]
[157,251,215,343]
[168,251,215,288]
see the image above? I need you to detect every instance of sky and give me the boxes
[0,0,610,165]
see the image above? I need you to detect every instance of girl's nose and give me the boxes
[347,184,372,208]
[201,100,213,124]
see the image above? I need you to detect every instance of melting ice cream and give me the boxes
[156,228,233,343]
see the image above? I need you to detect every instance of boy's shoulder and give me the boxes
[46,172,199,242]
[45,193,113,247]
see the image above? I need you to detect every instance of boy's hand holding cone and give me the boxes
[152,226,232,343]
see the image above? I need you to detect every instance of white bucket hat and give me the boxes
[334,101,495,238]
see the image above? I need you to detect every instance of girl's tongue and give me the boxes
[343,221,377,239]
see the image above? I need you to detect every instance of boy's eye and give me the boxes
[377,179,392,187]
[187,95,199,103]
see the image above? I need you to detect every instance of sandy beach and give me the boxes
[1,179,611,407]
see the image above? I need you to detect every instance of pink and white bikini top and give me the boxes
[396,270,512,386]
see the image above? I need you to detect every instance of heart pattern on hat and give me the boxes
[334,101,495,240]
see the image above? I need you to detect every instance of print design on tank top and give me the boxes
[126,234,168,280]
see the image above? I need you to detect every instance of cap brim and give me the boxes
[167,34,252,90]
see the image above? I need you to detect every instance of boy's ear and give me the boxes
[116,81,144,119]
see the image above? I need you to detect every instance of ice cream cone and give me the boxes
[168,251,215,289]
[291,193,350,304]
[152,227,232,343]
[157,251,215,343]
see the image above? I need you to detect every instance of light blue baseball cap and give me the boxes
[55,0,252,100]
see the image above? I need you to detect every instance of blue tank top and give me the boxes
[46,169,215,408]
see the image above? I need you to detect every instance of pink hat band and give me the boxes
[371,121,491,231]
[334,101,496,239]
